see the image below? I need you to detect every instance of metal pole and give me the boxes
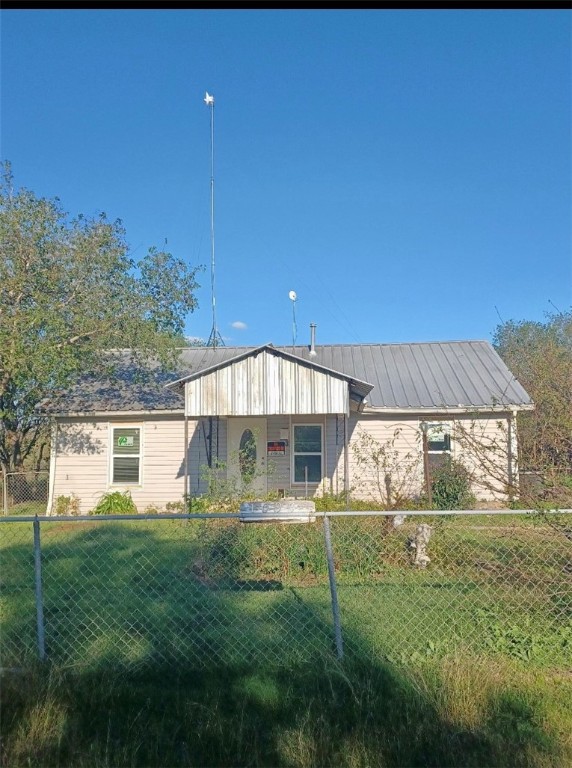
[304,464,308,499]
[204,92,224,348]
[343,415,349,509]
[323,515,343,660]
[209,98,217,344]
[184,410,189,507]
[1,466,7,515]
[33,516,46,661]
[507,413,515,501]
[421,425,432,507]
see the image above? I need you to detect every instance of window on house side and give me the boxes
[425,422,451,473]
[292,424,322,483]
[426,423,451,453]
[111,427,141,484]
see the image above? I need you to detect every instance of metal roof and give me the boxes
[177,341,532,410]
[42,340,533,414]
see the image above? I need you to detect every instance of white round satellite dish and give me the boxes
[288,290,297,301]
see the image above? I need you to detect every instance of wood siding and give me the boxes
[186,349,349,416]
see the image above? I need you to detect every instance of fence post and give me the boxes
[323,514,344,660]
[1,467,7,515]
[33,516,46,661]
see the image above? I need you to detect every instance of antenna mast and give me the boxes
[204,91,224,348]
[289,290,298,346]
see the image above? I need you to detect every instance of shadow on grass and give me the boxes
[0,519,565,767]
[2,655,562,767]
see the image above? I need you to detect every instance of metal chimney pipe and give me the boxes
[309,323,317,357]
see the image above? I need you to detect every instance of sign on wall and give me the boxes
[267,441,287,456]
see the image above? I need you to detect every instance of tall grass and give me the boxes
[2,654,570,767]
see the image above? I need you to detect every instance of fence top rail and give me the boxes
[5,470,49,477]
[1,509,571,524]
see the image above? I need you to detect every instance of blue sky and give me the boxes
[1,9,570,347]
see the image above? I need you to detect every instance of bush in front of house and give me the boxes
[430,458,476,510]
[90,491,138,515]
[54,494,81,516]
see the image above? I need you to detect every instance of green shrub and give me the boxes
[430,458,476,510]
[90,491,137,515]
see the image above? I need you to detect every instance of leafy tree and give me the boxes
[493,309,572,474]
[0,162,200,472]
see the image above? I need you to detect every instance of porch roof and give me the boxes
[167,344,374,417]
[167,344,373,395]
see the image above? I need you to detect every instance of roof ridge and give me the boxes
[176,339,492,351]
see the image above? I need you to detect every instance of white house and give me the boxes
[43,335,533,514]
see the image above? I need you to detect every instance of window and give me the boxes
[426,423,451,453]
[292,424,322,483]
[111,427,141,484]
[424,423,451,473]
[239,429,256,483]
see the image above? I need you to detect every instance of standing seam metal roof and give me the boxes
[174,340,531,410]
[42,340,533,413]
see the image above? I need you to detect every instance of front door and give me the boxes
[227,418,268,496]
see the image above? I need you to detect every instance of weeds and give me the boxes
[1,654,569,768]
[54,494,81,516]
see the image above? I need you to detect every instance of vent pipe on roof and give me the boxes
[309,323,317,357]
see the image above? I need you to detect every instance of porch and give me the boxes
[171,345,373,499]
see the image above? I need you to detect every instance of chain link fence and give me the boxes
[1,471,49,516]
[0,510,570,672]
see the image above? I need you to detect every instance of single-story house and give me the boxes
[43,334,533,514]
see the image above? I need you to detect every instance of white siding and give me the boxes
[340,413,513,504]
[52,415,186,514]
[186,349,349,416]
[51,411,513,512]
[52,419,109,513]
[452,415,512,501]
[345,416,424,504]
[266,416,291,490]
[188,413,512,502]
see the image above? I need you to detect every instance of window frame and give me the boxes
[425,422,452,454]
[109,424,143,487]
[291,423,323,485]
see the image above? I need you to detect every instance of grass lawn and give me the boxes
[1,515,571,766]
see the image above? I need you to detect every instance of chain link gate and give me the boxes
[2,471,49,516]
